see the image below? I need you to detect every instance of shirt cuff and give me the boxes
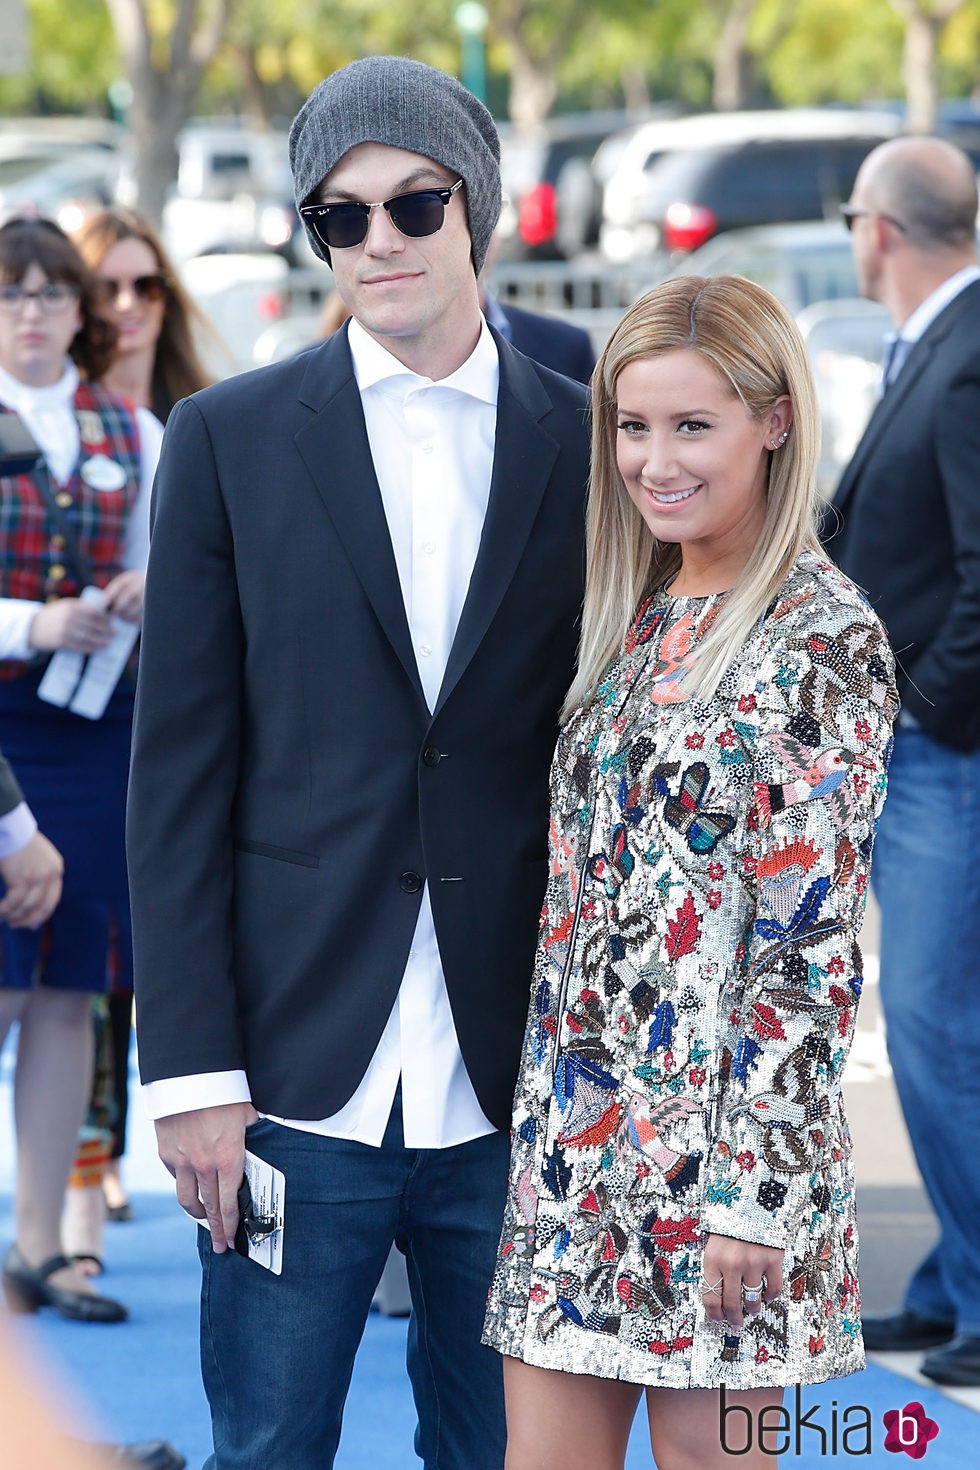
[141,1070,251,1120]
[0,802,37,858]
[0,600,44,661]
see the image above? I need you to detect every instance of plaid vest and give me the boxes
[0,381,141,676]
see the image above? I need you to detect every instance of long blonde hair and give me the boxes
[565,274,822,718]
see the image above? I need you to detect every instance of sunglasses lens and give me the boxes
[321,205,370,250]
[135,275,167,302]
[386,191,446,238]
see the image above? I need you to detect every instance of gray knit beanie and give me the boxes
[289,56,501,274]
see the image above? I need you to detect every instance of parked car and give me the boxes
[497,107,683,262]
[160,121,304,264]
[665,219,861,313]
[796,297,890,496]
[0,149,123,233]
[601,108,900,262]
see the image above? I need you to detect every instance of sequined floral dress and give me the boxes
[482,552,898,1389]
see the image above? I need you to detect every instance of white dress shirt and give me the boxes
[143,318,502,1149]
[881,264,980,393]
[0,358,162,659]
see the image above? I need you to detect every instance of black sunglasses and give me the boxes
[97,272,170,305]
[299,179,464,251]
[839,204,907,234]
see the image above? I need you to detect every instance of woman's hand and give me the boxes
[102,570,146,624]
[700,1232,784,1332]
[28,597,114,654]
[0,830,63,927]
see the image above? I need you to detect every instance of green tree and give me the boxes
[0,0,115,114]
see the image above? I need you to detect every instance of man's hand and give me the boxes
[155,1102,260,1252]
[0,831,63,927]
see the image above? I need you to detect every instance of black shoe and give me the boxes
[862,1308,954,1353]
[103,1443,186,1469]
[1,1244,127,1323]
[83,1444,186,1470]
[921,1334,980,1387]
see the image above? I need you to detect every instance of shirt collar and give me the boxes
[347,316,499,405]
[898,265,980,345]
[0,357,78,414]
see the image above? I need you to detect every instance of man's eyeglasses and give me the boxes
[0,282,80,315]
[96,273,169,306]
[299,179,464,251]
[839,204,907,234]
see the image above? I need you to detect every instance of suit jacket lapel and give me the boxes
[834,282,980,512]
[293,331,426,704]
[433,331,564,717]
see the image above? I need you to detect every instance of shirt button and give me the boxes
[55,492,73,508]
[422,746,442,767]
[399,871,423,894]
[421,442,434,454]
[419,644,432,658]
[48,564,66,581]
[422,541,435,555]
[50,534,66,550]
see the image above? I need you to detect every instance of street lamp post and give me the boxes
[454,2,488,102]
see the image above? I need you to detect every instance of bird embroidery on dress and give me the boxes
[555,1054,623,1148]
[536,1261,625,1338]
[658,762,736,853]
[753,734,875,831]
[756,837,823,929]
[618,1093,703,1196]
[726,1039,831,1173]
[646,610,699,704]
[614,1267,676,1321]
[788,623,899,737]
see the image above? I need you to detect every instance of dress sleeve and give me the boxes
[700,599,898,1249]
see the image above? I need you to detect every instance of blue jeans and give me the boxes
[871,725,980,1334]
[198,1096,510,1469]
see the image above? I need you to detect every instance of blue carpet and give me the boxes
[2,1042,977,1466]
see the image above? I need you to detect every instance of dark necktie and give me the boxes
[880,335,911,392]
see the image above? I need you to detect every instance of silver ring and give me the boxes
[742,1279,765,1303]
[700,1275,724,1297]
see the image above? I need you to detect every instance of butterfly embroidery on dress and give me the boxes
[657,762,736,854]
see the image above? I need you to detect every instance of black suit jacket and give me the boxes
[0,752,22,817]
[499,303,596,386]
[128,326,589,1127]
[828,278,980,750]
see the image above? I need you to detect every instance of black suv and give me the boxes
[601,111,901,261]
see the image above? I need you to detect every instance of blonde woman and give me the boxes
[482,275,898,1469]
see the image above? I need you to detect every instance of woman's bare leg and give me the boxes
[503,1355,642,1470]
[646,1384,786,1469]
[10,987,100,1294]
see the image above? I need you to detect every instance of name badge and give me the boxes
[80,454,127,492]
[77,410,106,448]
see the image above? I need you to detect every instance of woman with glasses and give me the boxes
[74,206,215,424]
[0,216,163,1323]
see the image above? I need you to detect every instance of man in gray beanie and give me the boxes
[127,54,590,1470]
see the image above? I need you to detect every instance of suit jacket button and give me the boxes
[399,871,422,894]
[422,746,442,767]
